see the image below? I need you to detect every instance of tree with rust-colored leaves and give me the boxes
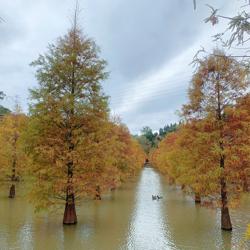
[224,94,250,192]
[150,132,179,184]
[182,50,249,231]
[27,14,145,225]
[76,121,144,201]
[151,120,220,203]
[0,105,28,198]
[27,17,109,224]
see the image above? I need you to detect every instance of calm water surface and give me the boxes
[0,167,249,250]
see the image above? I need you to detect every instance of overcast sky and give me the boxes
[0,0,240,133]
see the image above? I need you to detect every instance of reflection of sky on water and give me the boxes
[124,168,176,250]
[0,171,249,249]
[19,223,33,250]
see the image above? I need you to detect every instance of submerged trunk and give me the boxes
[9,184,15,198]
[63,190,77,225]
[95,185,102,200]
[194,193,201,203]
[63,158,77,225]
[220,157,232,231]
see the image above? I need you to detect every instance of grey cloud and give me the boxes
[0,0,233,132]
[119,88,188,133]
[84,0,205,82]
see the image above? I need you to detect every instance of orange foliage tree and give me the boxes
[76,122,144,201]
[152,50,250,231]
[182,51,249,231]
[26,20,144,225]
[220,94,250,196]
[151,121,220,202]
[0,108,28,198]
[150,132,179,184]
[27,21,110,224]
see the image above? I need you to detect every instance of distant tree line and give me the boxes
[0,92,11,116]
[159,123,179,137]
[134,123,179,154]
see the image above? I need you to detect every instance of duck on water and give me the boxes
[152,195,163,200]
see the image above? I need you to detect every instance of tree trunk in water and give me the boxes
[221,205,232,231]
[63,128,76,225]
[215,76,232,231]
[9,184,15,198]
[63,192,77,225]
[181,184,185,190]
[195,193,201,203]
[219,142,232,230]
[95,186,102,200]
[221,176,232,231]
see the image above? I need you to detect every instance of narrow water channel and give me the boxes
[0,167,249,249]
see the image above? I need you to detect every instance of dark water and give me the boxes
[0,167,249,250]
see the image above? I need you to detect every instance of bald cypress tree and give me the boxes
[0,108,28,198]
[183,50,249,230]
[28,17,108,224]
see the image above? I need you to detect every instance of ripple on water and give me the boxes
[0,169,249,250]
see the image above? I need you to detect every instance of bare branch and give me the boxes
[204,3,250,48]
[190,46,206,66]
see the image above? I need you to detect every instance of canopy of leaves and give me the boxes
[26,25,145,211]
[183,50,249,119]
[152,51,250,206]
[0,113,28,181]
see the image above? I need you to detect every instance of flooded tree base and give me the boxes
[63,192,77,225]
[221,207,232,231]
[95,195,102,200]
[195,194,201,203]
[9,184,15,198]
[63,202,77,225]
